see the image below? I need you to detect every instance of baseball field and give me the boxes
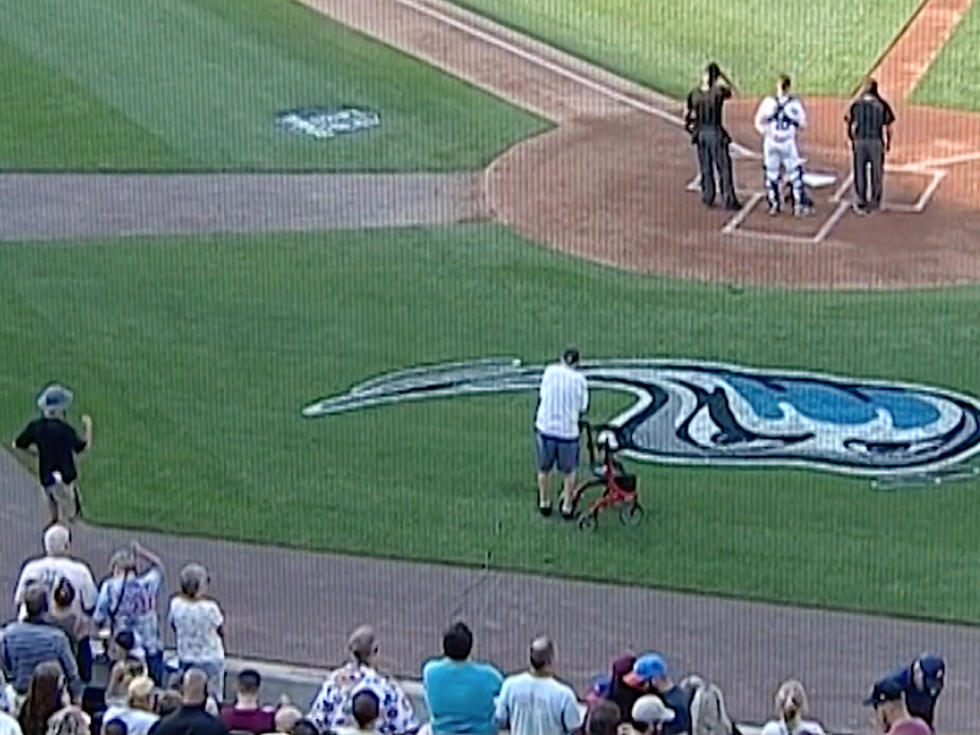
[4,0,980,651]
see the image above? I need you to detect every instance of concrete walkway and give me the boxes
[3,449,980,733]
[0,173,487,242]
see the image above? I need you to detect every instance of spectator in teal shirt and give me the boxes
[422,622,503,734]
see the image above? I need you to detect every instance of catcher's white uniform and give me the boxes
[754,94,812,212]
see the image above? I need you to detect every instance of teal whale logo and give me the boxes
[303,358,980,478]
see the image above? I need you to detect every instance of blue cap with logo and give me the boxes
[623,653,667,687]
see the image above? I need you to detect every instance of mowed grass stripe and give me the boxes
[450,0,924,98]
[0,0,546,170]
[3,226,980,621]
[910,0,980,110]
[0,38,188,169]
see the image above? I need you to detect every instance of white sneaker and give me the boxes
[768,203,780,216]
[794,204,814,217]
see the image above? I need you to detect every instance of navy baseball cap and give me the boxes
[917,653,945,692]
[864,677,904,706]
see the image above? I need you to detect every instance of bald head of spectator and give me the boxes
[529,637,555,674]
[43,525,71,557]
[182,669,209,706]
[348,626,379,666]
[275,706,303,733]
[23,583,49,621]
[352,690,380,731]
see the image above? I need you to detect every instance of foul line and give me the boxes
[392,0,759,159]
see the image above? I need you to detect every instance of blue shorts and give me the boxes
[535,431,580,474]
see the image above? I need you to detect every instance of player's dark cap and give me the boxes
[562,345,580,365]
[917,654,945,693]
[863,677,904,706]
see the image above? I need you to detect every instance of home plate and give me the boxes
[803,172,836,188]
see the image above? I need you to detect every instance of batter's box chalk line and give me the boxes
[721,195,850,245]
[830,168,946,212]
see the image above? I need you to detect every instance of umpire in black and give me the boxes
[845,78,895,214]
[685,62,741,211]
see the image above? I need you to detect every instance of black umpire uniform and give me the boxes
[685,64,741,210]
[846,79,895,213]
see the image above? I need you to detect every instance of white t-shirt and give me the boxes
[0,711,23,735]
[14,555,98,619]
[102,707,159,735]
[535,364,588,440]
[754,95,807,143]
[760,718,826,735]
[494,673,582,735]
[167,596,225,662]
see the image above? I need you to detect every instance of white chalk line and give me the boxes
[813,202,850,243]
[721,192,764,233]
[393,0,759,159]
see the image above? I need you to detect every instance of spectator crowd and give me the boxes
[1,524,947,735]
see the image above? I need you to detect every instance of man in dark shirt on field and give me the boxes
[13,384,93,525]
[685,62,742,211]
[845,78,895,215]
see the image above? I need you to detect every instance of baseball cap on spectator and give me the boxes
[632,695,676,725]
[916,654,945,693]
[864,677,905,706]
[623,653,666,688]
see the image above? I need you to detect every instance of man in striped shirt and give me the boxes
[0,584,80,699]
[534,347,589,519]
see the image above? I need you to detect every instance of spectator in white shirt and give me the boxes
[167,565,225,702]
[14,526,97,625]
[494,637,582,735]
[534,347,589,519]
[103,677,159,735]
[307,626,418,735]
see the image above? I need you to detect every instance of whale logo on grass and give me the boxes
[302,358,980,479]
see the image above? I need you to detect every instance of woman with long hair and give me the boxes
[18,662,68,735]
[760,680,826,735]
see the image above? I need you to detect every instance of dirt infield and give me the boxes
[489,98,980,288]
[300,0,980,289]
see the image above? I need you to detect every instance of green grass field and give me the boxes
[4,226,980,623]
[910,0,980,111]
[0,0,545,171]
[451,0,924,99]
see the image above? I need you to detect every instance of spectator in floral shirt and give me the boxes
[307,627,418,735]
[93,543,164,684]
[167,565,225,701]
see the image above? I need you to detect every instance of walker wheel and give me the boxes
[619,502,644,527]
[578,513,598,532]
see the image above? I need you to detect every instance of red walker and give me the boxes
[572,422,644,531]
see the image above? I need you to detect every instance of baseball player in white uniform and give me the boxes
[754,75,813,216]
